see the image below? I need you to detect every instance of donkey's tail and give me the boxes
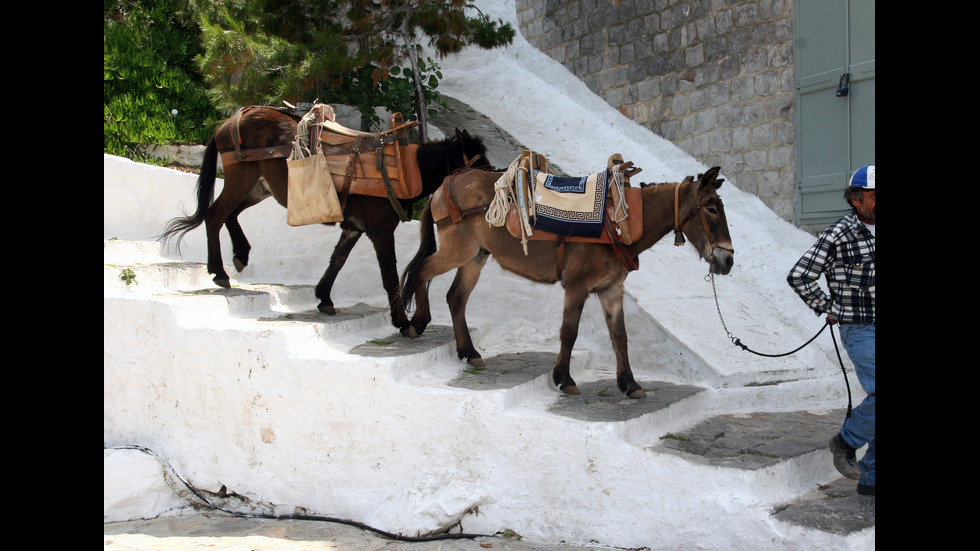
[158,136,219,250]
[400,198,438,310]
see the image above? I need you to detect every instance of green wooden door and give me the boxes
[795,0,875,226]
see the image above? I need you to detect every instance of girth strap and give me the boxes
[443,171,464,224]
[604,217,638,272]
[338,137,363,211]
[378,143,410,222]
[555,236,566,281]
[434,169,491,227]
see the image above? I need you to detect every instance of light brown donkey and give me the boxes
[400,165,734,398]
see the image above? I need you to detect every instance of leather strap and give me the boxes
[555,236,566,281]
[232,107,247,161]
[434,206,489,227]
[443,172,464,224]
[604,217,638,272]
[219,145,292,167]
[378,143,410,222]
[220,106,293,167]
[338,137,362,210]
[673,179,721,246]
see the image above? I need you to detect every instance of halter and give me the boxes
[462,152,483,168]
[672,179,727,250]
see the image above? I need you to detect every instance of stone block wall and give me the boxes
[516,0,797,222]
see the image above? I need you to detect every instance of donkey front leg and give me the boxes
[597,285,645,398]
[552,288,589,395]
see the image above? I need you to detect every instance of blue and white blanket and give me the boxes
[532,169,609,238]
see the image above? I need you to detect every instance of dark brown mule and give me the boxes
[161,106,489,332]
[400,165,734,398]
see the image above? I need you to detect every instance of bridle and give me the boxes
[462,151,484,168]
[672,179,733,255]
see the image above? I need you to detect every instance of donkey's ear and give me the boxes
[702,166,723,189]
[455,128,464,141]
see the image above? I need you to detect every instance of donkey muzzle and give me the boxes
[708,244,734,275]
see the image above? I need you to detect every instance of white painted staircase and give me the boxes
[104,233,874,550]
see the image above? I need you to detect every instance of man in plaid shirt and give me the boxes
[787,165,875,496]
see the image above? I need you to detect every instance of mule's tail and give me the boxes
[400,198,438,311]
[158,136,219,250]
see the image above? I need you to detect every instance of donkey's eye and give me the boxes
[706,206,719,215]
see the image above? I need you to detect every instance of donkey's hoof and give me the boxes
[627,388,647,399]
[467,356,485,367]
[407,326,422,339]
[213,277,231,289]
[233,257,247,273]
[317,304,337,315]
[560,384,581,395]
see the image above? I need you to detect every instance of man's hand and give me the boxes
[826,315,837,325]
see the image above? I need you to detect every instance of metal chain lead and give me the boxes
[706,272,853,416]
[707,273,736,343]
[707,271,828,357]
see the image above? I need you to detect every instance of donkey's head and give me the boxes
[677,167,734,275]
[453,128,490,170]
[417,128,490,195]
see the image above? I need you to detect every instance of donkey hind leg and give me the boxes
[407,235,482,339]
[367,228,412,333]
[596,285,645,398]
[225,212,251,273]
[226,190,268,273]
[552,287,590,395]
[315,228,363,315]
[203,167,261,288]
[447,250,490,366]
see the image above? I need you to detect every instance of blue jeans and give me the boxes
[839,323,875,486]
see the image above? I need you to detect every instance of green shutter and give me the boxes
[795,0,875,226]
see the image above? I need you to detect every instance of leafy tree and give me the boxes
[193,0,514,136]
[104,0,221,158]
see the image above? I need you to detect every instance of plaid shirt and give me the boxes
[787,211,875,324]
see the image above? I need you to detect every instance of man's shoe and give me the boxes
[857,484,875,496]
[829,434,860,480]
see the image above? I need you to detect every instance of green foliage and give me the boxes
[104,0,221,158]
[119,268,138,286]
[330,55,445,130]
[193,0,514,130]
[194,0,359,110]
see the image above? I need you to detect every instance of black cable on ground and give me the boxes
[104,444,495,542]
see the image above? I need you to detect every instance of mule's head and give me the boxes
[418,128,491,194]
[454,128,491,170]
[678,166,734,275]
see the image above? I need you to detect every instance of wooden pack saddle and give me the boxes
[310,107,421,200]
[219,105,423,223]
